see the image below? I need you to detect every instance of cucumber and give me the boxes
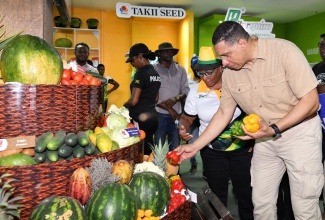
[77,131,90,147]
[93,147,102,155]
[66,154,74,162]
[46,150,59,162]
[34,152,47,163]
[65,133,78,147]
[86,71,107,85]
[35,132,54,153]
[72,145,85,158]
[84,142,96,155]
[58,144,73,158]
[47,130,66,151]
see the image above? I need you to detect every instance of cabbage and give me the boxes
[106,113,128,130]
[110,129,140,148]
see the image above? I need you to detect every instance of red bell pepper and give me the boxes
[166,151,180,165]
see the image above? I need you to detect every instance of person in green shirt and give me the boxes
[97,64,120,113]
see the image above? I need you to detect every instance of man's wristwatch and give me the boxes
[269,123,281,139]
[175,96,180,101]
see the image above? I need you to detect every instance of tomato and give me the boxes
[166,151,180,165]
[61,78,71,85]
[73,72,83,82]
[84,74,93,81]
[71,71,77,78]
[70,80,78,85]
[62,68,72,79]
[96,78,101,86]
[79,79,89,85]
[89,77,99,85]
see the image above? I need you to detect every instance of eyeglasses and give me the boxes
[197,69,216,77]
[318,43,325,48]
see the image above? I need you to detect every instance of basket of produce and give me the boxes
[0,140,144,220]
[0,105,192,219]
[0,34,106,139]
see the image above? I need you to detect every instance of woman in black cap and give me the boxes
[124,43,161,155]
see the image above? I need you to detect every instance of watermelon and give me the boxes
[0,34,63,84]
[128,171,171,216]
[85,183,137,220]
[29,196,86,220]
[0,153,37,167]
[55,38,72,47]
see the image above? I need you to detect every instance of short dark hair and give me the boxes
[212,21,250,46]
[97,64,105,68]
[75,42,90,51]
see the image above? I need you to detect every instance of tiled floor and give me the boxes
[180,153,325,219]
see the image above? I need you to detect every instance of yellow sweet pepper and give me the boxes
[243,114,261,133]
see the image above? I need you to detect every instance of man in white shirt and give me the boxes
[70,42,99,73]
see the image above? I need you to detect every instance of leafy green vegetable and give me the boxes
[110,129,140,148]
[230,121,245,136]
[107,113,128,130]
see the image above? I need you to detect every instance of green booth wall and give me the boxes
[194,12,325,64]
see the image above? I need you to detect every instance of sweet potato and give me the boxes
[0,148,23,158]
[21,147,35,157]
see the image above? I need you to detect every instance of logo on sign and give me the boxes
[116,2,186,19]
[224,7,275,38]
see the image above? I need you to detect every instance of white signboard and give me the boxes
[116,2,186,19]
[225,7,275,38]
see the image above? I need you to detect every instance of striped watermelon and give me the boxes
[85,183,137,220]
[29,196,86,220]
[128,171,170,216]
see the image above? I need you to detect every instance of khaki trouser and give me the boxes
[251,116,323,220]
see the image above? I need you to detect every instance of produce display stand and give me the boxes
[0,83,192,219]
[0,142,144,219]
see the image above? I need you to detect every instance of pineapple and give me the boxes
[150,139,170,174]
[0,174,24,220]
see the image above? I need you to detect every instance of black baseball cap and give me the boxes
[125,43,149,63]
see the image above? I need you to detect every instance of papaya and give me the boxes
[69,167,91,206]
[96,133,112,153]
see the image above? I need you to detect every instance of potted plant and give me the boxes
[86,18,99,29]
[70,17,82,28]
[54,16,68,27]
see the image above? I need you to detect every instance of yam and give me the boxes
[21,147,35,157]
[0,148,23,158]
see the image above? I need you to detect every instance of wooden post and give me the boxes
[0,0,53,44]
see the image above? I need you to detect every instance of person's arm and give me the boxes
[107,79,120,94]
[156,102,180,120]
[237,88,320,140]
[123,87,141,108]
[176,106,236,162]
[179,113,196,142]
[268,89,319,135]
